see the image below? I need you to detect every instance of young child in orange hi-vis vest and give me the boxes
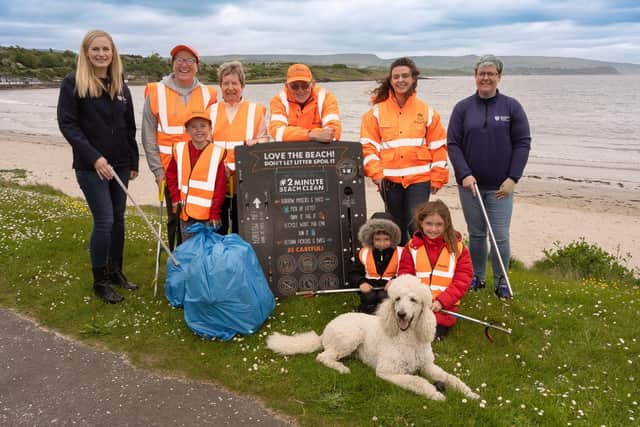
[165,109,227,243]
[397,200,473,340]
[348,212,403,314]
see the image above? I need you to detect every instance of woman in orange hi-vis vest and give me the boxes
[269,63,341,143]
[397,200,473,340]
[360,57,448,245]
[141,44,217,249]
[211,61,268,234]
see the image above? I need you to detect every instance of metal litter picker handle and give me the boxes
[473,182,514,298]
[296,287,385,297]
[441,309,511,342]
[295,287,511,342]
[152,180,166,296]
[110,167,179,266]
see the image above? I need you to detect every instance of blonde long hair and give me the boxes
[75,30,123,99]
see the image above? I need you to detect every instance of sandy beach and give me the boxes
[2,130,639,271]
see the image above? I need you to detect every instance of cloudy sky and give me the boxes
[1,0,639,64]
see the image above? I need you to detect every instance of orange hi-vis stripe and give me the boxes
[145,82,216,171]
[410,241,463,304]
[174,141,224,221]
[359,247,403,281]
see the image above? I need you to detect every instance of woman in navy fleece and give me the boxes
[446,55,531,299]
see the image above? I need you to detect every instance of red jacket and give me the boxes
[166,141,227,221]
[398,232,472,327]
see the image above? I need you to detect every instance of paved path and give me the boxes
[0,309,292,426]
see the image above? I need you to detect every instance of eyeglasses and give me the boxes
[477,71,499,77]
[289,82,310,91]
[174,57,197,65]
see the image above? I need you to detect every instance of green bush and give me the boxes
[534,238,639,286]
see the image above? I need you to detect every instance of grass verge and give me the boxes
[0,180,639,426]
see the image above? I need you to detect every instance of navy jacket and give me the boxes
[447,90,531,190]
[57,73,139,172]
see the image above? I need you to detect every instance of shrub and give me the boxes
[534,238,639,286]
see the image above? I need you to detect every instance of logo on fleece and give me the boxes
[494,115,510,122]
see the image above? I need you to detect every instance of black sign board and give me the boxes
[235,141,366,297]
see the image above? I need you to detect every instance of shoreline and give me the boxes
[2,130,639,271]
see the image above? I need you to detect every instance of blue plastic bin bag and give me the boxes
[164,223,218,307]
[183,233,275,341]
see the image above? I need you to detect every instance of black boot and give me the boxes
[92,267,124,304]
[108,259,138,291]
[358,303,377,314]
[435,325,450,341]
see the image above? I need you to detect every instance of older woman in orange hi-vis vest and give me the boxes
[210,61,268,235]
[269,63,341,143]
[141,44,217,249]
[360,57,448,245]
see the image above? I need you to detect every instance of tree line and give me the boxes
[0,46,385,85]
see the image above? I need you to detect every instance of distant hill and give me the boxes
[202,53,640,75]
[0,46,383,85]
[2,45,639,88]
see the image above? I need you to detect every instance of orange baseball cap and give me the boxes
[170,44,200,63]
[184,109,211,126]
[286,63,313,83]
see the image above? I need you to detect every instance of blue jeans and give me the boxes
[382,180,431,245]
[75,167,129,269]
[458,185,513,285]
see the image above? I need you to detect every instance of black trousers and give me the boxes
[219,194,238,235]
[164,185,182,250]
[359,288,388,313]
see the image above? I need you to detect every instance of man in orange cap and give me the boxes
[269,63,341,143]
[164,108,227,242]
[141,44,218,248]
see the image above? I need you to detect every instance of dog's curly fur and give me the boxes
[266,275,480,401]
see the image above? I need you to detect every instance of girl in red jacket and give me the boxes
[398,200,473,340]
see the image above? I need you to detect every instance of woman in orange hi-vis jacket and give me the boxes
[269,63,341,143]
[360,57,448,245]
[210,60,268,234]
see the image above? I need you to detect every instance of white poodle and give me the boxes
[266,274,480,401]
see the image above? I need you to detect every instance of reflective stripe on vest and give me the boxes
[152,83,214,171]
[156,83,210,134]
[409,242,463,304]
[174,142,224,221]
[373,101,438,179]
[210,101,259,172]
[358,247,403,281]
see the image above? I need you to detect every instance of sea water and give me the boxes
[1,75,638,187]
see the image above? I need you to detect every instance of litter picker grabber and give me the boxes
[296,287,385,297]
[151,180,166,296]
[473,182,514,299]
[110,167,179,267]
[440,309,512,343]
[297,287,511,341]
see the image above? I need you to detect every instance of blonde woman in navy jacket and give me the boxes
[57,30,139,304]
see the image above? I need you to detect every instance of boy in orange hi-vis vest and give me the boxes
[165,109,227,242]
[397,200,473,340]
[348,212,403,314]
